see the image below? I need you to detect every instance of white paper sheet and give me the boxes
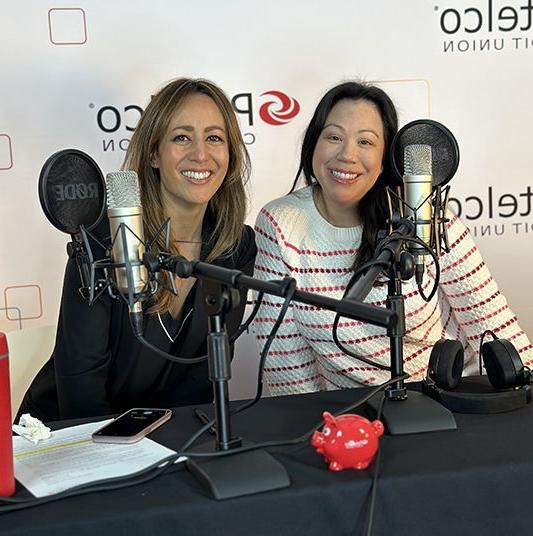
[13,419,184,497]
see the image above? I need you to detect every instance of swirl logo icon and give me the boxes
[259,91,300,126]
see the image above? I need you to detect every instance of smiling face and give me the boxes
[311,98,385,225]
[152,92,229,214]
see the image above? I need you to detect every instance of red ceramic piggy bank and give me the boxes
[311,411,384,471]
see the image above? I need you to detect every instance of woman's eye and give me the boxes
[359,138,374,146]
[326,134,341,142]
[207,134,224,143]
[173,134,189,143]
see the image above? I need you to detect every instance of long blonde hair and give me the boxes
[122,78,250,314]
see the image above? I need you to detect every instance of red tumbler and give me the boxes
[0,332,15,496]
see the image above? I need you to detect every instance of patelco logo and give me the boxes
[434,0,533,53]
[449,185,533,238]
[259,91,301,125]
[92,89,302,152]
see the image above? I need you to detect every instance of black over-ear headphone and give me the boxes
[422,331,532,413]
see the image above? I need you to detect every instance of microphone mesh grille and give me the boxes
[390,119,459,187]
[106,171,141,208]
[404,144,432,175]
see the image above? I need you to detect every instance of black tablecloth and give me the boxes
[2,386,533,536]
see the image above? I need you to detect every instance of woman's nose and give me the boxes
[337,139,358,163]
[189,139,208,162]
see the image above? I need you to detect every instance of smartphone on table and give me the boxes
[92,408,172,444]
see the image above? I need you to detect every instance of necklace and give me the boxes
[157,309,194,343]
[172,238,203,245]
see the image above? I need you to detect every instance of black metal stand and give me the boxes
[154,253,396,494]
[186,443,290,500]
[185,281,290,499]
[366,268,456,434]
[347,224,456,435]
[367,390,456,434]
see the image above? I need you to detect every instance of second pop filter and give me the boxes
[391,119,460,187]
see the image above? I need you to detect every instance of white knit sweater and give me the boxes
[252,186,533,396]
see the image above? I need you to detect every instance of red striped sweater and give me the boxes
[252,186,533,395]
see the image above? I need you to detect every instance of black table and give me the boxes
[1,387,532,536]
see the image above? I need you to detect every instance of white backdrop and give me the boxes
[1,0,532,399]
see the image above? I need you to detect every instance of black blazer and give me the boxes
[18,221,256,422]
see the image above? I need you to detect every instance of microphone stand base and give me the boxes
[186,442,291,500]
[367,390,456,435]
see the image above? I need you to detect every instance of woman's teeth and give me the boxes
[182,170,211,180]
[331,170,358,180]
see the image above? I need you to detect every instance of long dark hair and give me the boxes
[292,81,398,270]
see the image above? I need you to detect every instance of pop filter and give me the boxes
[391,119,460,187]
[39,149,106,235]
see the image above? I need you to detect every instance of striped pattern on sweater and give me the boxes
[252,186,533,396]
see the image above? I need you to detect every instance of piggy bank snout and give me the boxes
[311,431,325,447]
[372,420,385,437]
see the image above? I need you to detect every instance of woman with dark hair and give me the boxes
[252,81,532,396]
[18,78,256,421]
[292,82,399,271]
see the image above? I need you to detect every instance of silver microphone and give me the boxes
[403,144,433,273]
[105,171,148,333]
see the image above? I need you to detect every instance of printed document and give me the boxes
[13,420,184,497]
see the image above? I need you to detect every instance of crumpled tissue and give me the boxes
[12,414,52,444]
